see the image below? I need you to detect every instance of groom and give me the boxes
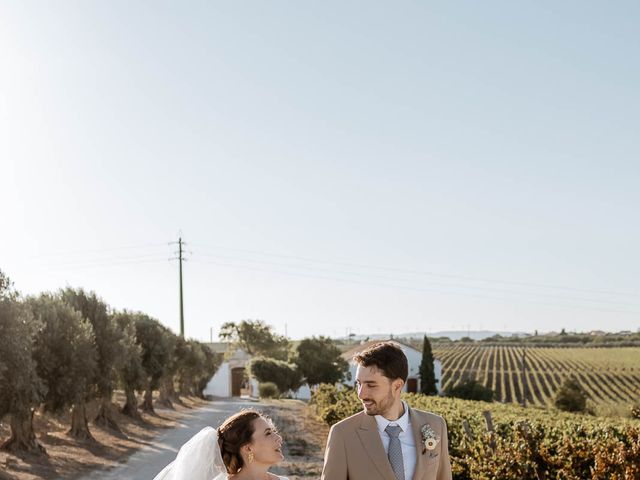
[321,341,452,480]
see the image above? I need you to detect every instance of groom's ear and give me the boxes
[393,378,404,394]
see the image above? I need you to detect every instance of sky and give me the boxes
[1,1,639,341]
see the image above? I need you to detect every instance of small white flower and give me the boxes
[420,424,440,453]
[424,438,438,450]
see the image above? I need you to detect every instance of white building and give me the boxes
[203,339,442,399]
[203,346,259,398]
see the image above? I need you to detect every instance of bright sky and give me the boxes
[2,1,639,341]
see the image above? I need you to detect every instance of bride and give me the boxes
[154,409,289,480]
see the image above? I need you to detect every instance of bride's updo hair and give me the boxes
[217,409,264,474]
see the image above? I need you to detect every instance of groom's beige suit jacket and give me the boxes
[321,407,452,480]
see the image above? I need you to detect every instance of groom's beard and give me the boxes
[361,389,395,416]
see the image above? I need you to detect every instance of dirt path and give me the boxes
[78,398,259,480]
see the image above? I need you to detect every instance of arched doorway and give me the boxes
[231,367,245,397]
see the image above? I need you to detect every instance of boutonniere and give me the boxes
[420,424,440,454]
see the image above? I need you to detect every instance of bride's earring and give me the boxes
[248,451,254,464]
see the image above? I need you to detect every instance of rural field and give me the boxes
[432,344,640,411]
[311,385,640,479]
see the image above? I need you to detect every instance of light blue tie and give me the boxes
[385,424,405,480]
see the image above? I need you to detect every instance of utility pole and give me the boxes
[170,237,187,338]
[178,237,185,337]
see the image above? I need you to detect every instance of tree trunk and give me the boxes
[69,401,94,441]
[168,379,187,407]
[156,377,174,409]
[121,387,141,420]
[94,395,122,432]
[179,381,195,398]
[140,387,155,414]
[1,409,46,454]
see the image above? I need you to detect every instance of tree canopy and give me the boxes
[29,294,97,414]
[0,268,219,452]
[249,357,302,394]
[219,320,289,360]
[295,336,348,386]
[0,271,45,452]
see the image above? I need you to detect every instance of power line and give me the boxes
[29,242,169,259]
[188,258,640,315]
[190,243,640,298]
[32,258,170,271]
[32,252,171,267]
[189,253,640,309]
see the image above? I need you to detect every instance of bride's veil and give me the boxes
[153,426,228,480]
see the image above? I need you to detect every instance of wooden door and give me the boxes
[231,367,245,396]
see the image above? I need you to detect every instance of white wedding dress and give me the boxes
[153,427,288,480]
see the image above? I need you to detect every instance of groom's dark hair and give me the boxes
[353,341,408,382]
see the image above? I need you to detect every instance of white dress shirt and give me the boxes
[374,401,416,480]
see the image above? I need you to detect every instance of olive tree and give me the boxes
[177,340,207,396]
[173,340,221,398]
[61,288,128,432]
[112,311,145,420]
[134,315,175,414]
[0,271,45,453]
[157,335,186,409]
[195,344,221,398]
[29,294,98,438]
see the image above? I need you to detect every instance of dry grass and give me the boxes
[261,399,328,480]
[0,392,208,480]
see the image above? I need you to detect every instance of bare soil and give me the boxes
[0,392,208,480]
[262,400,328,480]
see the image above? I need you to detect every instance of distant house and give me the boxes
[202,344,309,399]
[202,344,259,398]
[341,340,442,394]
[202,339,443,399]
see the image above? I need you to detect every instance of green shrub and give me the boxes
[554,377,587,413]
[445,377,494,402]
[259,382,279,399]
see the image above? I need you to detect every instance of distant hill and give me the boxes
[342,330,527,342]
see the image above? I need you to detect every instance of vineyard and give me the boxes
[310,385,640,480]
[432,344,640,409]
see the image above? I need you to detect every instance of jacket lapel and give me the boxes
[409,408,426,480]
[356,414,397,480]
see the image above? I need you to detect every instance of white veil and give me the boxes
[153,427,228,480]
